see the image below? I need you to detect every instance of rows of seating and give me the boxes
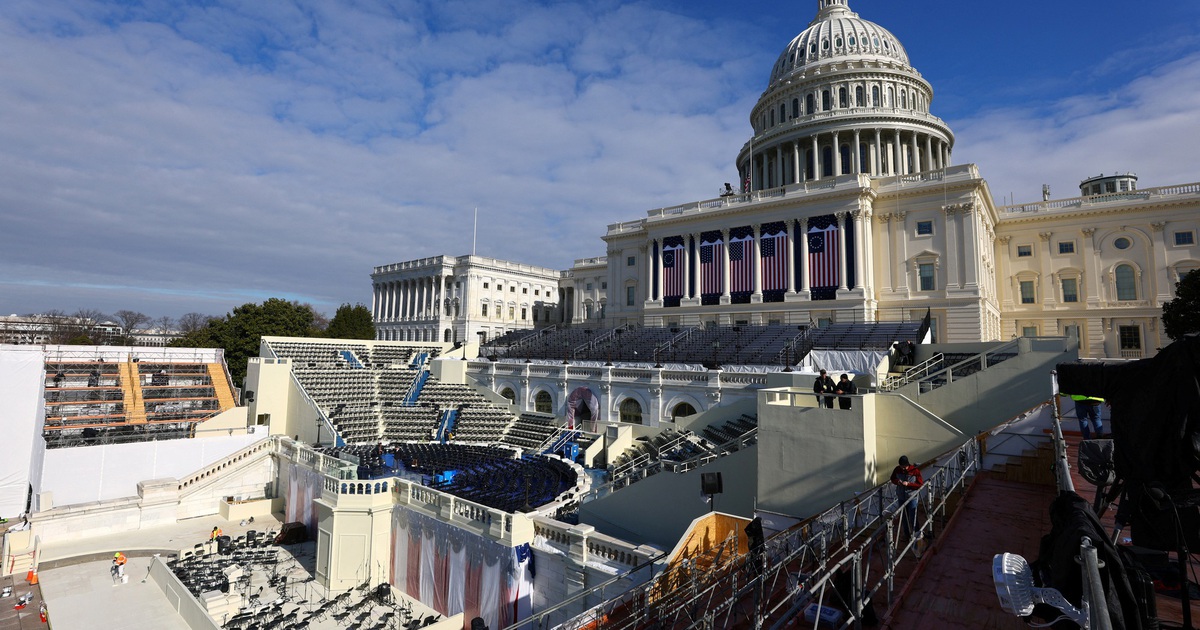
[809,321,925,350]
[701,414,759,446]
[452,405,512,443]
[505,412,558,449]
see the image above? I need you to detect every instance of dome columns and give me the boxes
[740,128,952,191]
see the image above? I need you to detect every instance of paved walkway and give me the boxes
[39,556,190,630]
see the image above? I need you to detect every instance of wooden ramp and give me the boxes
[119,360,147,424]
[206,363,237,411]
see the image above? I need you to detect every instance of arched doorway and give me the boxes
[620,398,643,425]
[671,402,697,421]
[566,387,600,429]
[535,391,553,414]
[499,388,516,404]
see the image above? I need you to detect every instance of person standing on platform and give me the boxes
[813,370,836,409]
[210,526,222,541]
[1069,393,1105,439]
[113,552,127,582]
[891,456,923,539]
[835,374,857,410]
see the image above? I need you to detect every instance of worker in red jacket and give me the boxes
[890,456,923,539]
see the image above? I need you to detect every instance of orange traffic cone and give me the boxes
[25,569,34,584]
[28,570,37,586]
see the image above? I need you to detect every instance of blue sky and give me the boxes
[2,0,1198,321]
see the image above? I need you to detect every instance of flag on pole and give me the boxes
[760,230,788,291]
[700,239,723,294]
[808,223,839,288]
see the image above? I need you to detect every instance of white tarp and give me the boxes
[0,347,47,518]
[40,433,262,507]
[805,349,888,378]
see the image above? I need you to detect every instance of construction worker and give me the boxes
[210,526,222,541]
[113,552,127,580]
[1068,393,1105,440]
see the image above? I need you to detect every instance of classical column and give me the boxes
[721,228,732,302]
[852,129,861,174]
[1151,222,1173,303]
[399,280,407,320]
[799,218,811,292]
[786,221,796,294]
[1081,228,1100,306]
[877,214,893,292]
[924,134,934,172]
[837,213,849,290]
[655,238,665,302]
[644,241,654,301]
[751,223,763,302]
[775,145,783,188]
[944,206,962,291]
[910,133,919,175]
[852,210,865,290]
[680,237,691,300]
[833,131,842,176]
[811,135,819,180]
[690,233,701,299]
[893,130,902,176]
[792,142,801,184]
[873,129,882,176]
[960,204,979,289]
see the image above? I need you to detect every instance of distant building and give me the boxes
[0,314,172,346]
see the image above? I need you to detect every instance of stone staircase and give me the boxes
[990,440,1056,486]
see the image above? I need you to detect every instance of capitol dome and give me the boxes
[738,0,954,191]
[768,0,909,88]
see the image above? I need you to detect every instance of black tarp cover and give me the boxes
[1057,334,1200,550]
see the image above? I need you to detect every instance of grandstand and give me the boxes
[40,346,238,448]
[480,319,926,367]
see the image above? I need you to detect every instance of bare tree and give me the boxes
[153,315,175,332]
[178,312,213,334]
[72,308,109,343]
[37,309,72,344]
[112,310,151,345]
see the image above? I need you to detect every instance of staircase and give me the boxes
[207,363,237,411]
[119,361,147,424]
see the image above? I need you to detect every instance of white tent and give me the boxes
[0,347,47,517]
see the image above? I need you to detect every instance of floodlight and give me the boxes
[992,553,1088,628]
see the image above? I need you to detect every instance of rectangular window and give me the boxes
[1022,326,1038,337]
[1176,231,1195,246]
[1058,241,1075,254]
[522,287,528,294]
[1064,324,1080,340]
[601,282,608,290]
[918,263,935,291]
[626,286,636,306]
[483,282,489,289]
[508,306,515,319]
[586,283,594,291]
[510,286,516,292]
[1017,245,1032,257]
[916,220,933,235]
[1061,278,1078,303]
[534,289,539,296]
[627,256,636,266]
[1119,181,1129,192]
[521,308,527,320]
[1019,280,1035,304]
[1105,181,1116,193]
[481,304,488,317]
[1118,325,1141,350]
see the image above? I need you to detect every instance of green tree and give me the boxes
[1163,269,1200,340]
[325,303,375,340]
[170,298,321,387]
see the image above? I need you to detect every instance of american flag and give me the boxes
[700,240,723,294]
[729,237,753,293]
[662,245,685,298]
[760,231,788,291]
[808,224,840,288]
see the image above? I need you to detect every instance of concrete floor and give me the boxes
[39,556,190,630]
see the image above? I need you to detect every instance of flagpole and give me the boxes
[472,207,478,255]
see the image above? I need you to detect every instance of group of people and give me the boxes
[813,370,857,409]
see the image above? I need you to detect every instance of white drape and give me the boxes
[480,552,502,630]
[419,528,436,607]
[448,544,467,614]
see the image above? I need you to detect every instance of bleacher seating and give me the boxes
[505,412,559,449]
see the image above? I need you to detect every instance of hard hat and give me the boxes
[114,552,121,557]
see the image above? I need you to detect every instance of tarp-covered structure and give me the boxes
[1057,334,1200,551]
[0,347,47,517]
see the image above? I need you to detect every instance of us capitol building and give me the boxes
[373,0,1199,360]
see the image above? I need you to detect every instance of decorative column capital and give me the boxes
[721,228,731,239]
[751,223,761,235]
[876,213,891,223]
[997,235,1011,245]
[1150,222,1166,232]
[1038,232,1053,242]
[1081,228,1097,237]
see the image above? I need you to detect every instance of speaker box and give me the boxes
[701,472,723,495]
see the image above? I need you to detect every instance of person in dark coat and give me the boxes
[891,456,923,538]
[813,369,836,408]
[835,374,857,409]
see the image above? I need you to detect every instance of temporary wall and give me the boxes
[0,347,47,517]
[40,433,263,507]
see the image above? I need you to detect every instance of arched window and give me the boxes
[900,90,908,109]
[838,87,847,108]
[769,110,775,126]
[806,94,816,115]
[887,86,895,107]
[779,103,786,122]
[821,146,833,178]
[500,388,516,404]
[535,391,553,414]
[839,144,851,174]
[443,329,452,343]
[620,399,643,425]
[822,90,831,111]
[855,86,863,107]
[872,85,880,106]
[792,98,799,118]
[672,403,697,420]
[1115,264,1137,301]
